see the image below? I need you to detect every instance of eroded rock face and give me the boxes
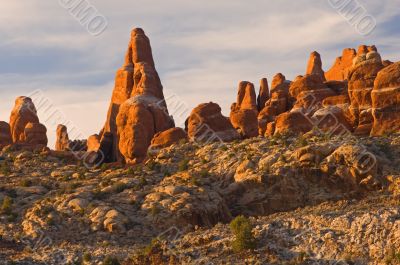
[10,97,39,143]
[188,102,240,143]
[100,28,173,163]
[325,48,357,81]
[230,81,258,138]
[0,121,12,149]
[306,51,325,81]
[117,96,174,164]
[23,123,48,146]
[55,125,69,151]
[371,62,400,136]
[347,51,384,132]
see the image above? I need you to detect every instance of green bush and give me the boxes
[230,215,256,253]
[178,158,190,171]
[103,256,120,265]
[1,196,13,215]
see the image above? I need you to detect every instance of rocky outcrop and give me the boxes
[149,127,188,151]
[188,102,240,142]
[55,125,69,151]
[274,111,313,135]
[348,51,384,133]
[0,121,12,149]
[371,62,400,136]
[306,51,325,81]
[325,48,357,81]
[116,96,174,164]
[9,97,40,143]
[100,28,173,163]
[258,74,291,135]
[23,123,48,146]
[257,78,269,111]
[289,74,334,113]
[230,81,258,138]
[87,134,101,152]
[312,106,353,135]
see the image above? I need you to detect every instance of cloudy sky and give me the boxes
[1,0,399,146]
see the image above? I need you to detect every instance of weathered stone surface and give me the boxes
[230,81,258,138]
[188,102,240,142]
[87,134,101,152]
[149,127,188,151]
[312,106,353,135]
[306,51,325,81]
[10,96,39,143]
[116,96,174,164]
[0,121,12,149]
[101,28,171,163]
[371,62,400,136]
[348,51,384,130]
[23,122,48,146]
[325,48,357,81]
[274,111,313,135]
[257,78,270,111]
[55,125,69,151]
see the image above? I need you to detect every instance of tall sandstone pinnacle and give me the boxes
[306,51,326,81]
[101,28,174,163]
[230,81,258,138]
[55,124,70,151]
[257,78,270,111]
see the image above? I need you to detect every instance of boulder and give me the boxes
[270,73,290,94]
[274,111,313,135]
[306,51,325,81]
[55,125,69,151]
[149,127,188,150]
[188,102,240,143]
[87,134,101,152]
[9,96,39,143]
[257,78,270,111]
[0,122,12,149]
[325,48,357,81]
[371,62,400,135]
[312,106,353,135]
[23,123,48,146]
[116,96,174,164]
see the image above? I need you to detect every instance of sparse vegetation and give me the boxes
[230,215,256,253]
[178,158,190,171]
[103,255,120,265]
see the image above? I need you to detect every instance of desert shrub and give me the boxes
[19,179,33,187]
[103,256,120,265]
[143,238,161,256]
[1,196,13,215]
[178,158,190,171]
[230,215,256,253]
[112,182,129,193]
[0,162,11,175]
[82,252,92,262]
[385,249,400,265]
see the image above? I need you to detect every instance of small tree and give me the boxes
[230,215,256,253]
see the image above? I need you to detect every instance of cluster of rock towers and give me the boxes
[1,28,400,165]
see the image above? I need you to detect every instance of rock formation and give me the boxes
[274,111,313,135]
[149,127,188,153]
[257,78,270,111]
[10,97,40,143]
[23,122,48,146]
[306,51,325,81]
[188,102,240,142]
[55,125,69,151]
[87,134,101,152]
[230,81,259,138]
[0,121,12,149]
[347,50,384,134]
[100,28,174,163]
[371,62,400,136]
[325,48,357,81]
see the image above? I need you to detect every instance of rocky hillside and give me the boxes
[0,131,400,264]
[1,28,400,265]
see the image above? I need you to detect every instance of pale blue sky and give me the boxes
[0,0,399,146]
